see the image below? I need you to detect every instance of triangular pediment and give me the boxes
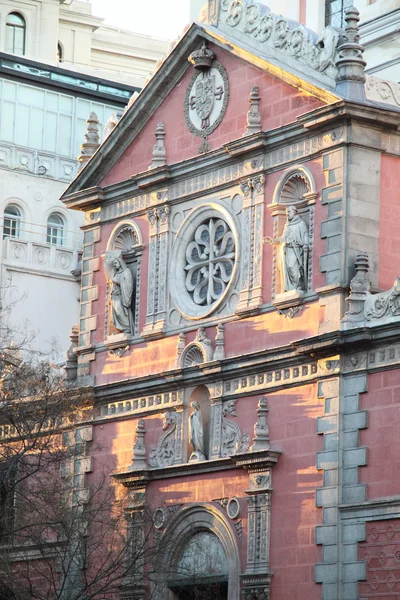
[62,18,342,201]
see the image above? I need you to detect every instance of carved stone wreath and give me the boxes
[170,205,239,320]
[184,61,229,138]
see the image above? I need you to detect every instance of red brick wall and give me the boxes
[360,370,400,499]
[379,154,400,290]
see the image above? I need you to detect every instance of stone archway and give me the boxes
[157,503,240,600]
[170,530,229,599]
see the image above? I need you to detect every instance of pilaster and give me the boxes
[236,174,265,316]
[142,204,170,339]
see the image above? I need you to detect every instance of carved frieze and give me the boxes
[220,0,339,80]
[99,390,184,420]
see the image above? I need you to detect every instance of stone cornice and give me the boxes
[63,98,400,215]
[93,321,400,408]
[113,448,281,487]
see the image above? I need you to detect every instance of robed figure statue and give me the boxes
[105,251,134,334]
[265,206,309,293]
[189,401,206,462]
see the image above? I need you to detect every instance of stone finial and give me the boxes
[174,332,186,368]
[334,7,366,102]
[65,324,79,381]
[78,112,100,171]
[188,41,215,70]
[213,323,225,361]
[343,251,370,324]
[103,113,122,140]
[251,396,269,452]
[244,86,261,136]
[130,419,147,470]
[149,122,166,169]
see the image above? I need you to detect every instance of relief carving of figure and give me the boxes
[265,206,309,292]
[189,401,206,462]
[107,252,134,334]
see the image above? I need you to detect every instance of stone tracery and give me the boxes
[185,217,235,306]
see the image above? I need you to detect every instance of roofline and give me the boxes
[61,22,346,200]
[0,52,139,105]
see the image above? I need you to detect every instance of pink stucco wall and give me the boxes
[92,155,328,386]
[90,383,323,599]
[100,45,325,188]
[379,154,400,290]
[360,370,400,499]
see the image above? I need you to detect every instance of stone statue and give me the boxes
[189,401,206,462]
[265,206,309,293]
[107,252,134,334]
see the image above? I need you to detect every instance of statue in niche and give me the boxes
[189,401,206,462]
[265,205,309,292]
[105,251,134,334]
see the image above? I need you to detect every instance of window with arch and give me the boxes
[6,13,26,55]
[3,205,22,239]
[47,213,65,246]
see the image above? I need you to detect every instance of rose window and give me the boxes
[185,218,235,306]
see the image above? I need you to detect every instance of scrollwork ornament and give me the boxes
[149,410,179,468]
[227,0,243,26]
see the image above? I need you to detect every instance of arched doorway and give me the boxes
[169,531,228,599]
[157,504,240,600]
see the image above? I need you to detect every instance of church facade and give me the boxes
[61,2,400,599]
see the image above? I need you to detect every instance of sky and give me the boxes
[89,0,192,40]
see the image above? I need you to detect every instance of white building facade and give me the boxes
[0,0,169,360]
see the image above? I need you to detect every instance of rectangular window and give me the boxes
[3,216,20,239]
[0,78,119,159]
[325,0,352,27]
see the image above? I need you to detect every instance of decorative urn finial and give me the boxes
[334,6,366,101]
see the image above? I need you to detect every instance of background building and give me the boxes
[0,0,169,360]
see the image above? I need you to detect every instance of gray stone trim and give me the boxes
[320,149,344,286]
[315,372,368,600]
[76,227,100,377]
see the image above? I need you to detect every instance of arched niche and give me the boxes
[187,385,211,462]
[181,344,205,368]
[158,504,240,600]
[268,165,317,299]
[105,221,143,339]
